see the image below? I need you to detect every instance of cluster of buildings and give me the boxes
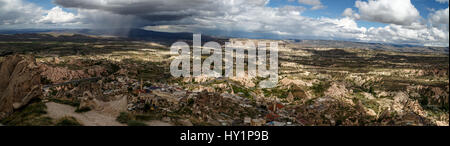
[42,73,302,126]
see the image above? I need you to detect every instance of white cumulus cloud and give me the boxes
[38,7,78,24]
[354,0,421,25]
[297,0,325,10]
[342,8,360,19]
[429,7,449,28]
[0,0,45,25]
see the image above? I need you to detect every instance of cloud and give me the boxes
[176,2,448,46]
[0,0,82,28]
[342,8,360,19]
[193,3,448,46]
[297,0,325,10]
[0,0,45,25]
[340,1,448,46]
[354,0,421,25]
[436,0,449,3]
[364,22,449,47]
[429,7,449,27]
[0,0,448,47]
[54,0,269,23]
[38,7,78,24]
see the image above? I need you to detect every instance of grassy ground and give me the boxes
[0,99,54,126]
[55,116,83,126]
[116,112,149,126]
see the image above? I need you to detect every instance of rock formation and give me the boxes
[0,55,42,119]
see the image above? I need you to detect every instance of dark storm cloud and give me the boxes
[53,0,234,22]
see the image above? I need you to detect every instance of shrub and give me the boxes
[231,85,252,99]
[116,112,133,124]
[55,117,82,126]
[126,120,148,126]
[1,100,54,126]
[75,107,91,113]
[41,77,53,85]
[48,98,80,107]
[311,82,330,97]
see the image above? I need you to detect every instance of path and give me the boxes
[45,102,125,126]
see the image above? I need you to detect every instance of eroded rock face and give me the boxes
[325,83,351,98]
[407,85,449,111]
[39,64,89,84]
[39,59,107,84]
[0,55,42,119]
[294,96,370,126]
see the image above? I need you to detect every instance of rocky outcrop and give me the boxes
[294,96,370,126]
[39,63,106,84]
[407,85,449,111]
[39,65,89,84]
[0,55,42,119]
[280,78,313,87]
[325,83,351,98]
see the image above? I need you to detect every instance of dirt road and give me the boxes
[45,102,125,126]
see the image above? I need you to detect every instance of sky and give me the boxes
[0,0,448,47]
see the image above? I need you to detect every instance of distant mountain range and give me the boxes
[287,40,449,54]
[0,28,448,54]
[0,28,226,45]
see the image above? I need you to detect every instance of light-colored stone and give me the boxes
[46,102,125,126]
[363,92,376,100]
[178,119,193,126]
[366,108,377,117]
[325,83,350,98]
[0,55,42,119]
